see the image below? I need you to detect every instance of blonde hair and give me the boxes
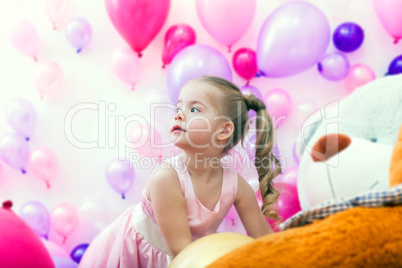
[194,76,282,221]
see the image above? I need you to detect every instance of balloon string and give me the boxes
[157,154,162,163]
[46,181,51,189]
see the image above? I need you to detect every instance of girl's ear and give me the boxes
[218,121,234,141]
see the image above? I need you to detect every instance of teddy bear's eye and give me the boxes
[370,137,377,143]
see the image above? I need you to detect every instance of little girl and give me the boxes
[79,76,281,268]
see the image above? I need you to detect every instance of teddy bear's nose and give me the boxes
[311,133,352,162]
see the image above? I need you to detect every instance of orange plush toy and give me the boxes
[208,124,402,268]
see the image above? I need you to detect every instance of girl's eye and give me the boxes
[191,107,200,112]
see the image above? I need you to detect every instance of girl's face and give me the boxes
[169,81,225,150]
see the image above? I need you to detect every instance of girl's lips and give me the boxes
[172,125,186,132]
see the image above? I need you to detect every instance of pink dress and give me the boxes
[79,154,238,268]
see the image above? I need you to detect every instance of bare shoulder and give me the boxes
[147,160,183,201]
[235,172,256,203]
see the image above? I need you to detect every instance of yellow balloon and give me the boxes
[169,232,254,268]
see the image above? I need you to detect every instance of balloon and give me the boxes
[263,88,293,128]
[34,60,63,99]
[46,0,70,30]
[130,123,163,160]
[279,166,298,186]
[318,52,350,81]
[146,90,176,125]
[50,203,78,243]
[29,147,58,188]
[105,159,135,199]
[105,0,170,57]
[372,0,402,44]
[167,44,232,104]
[162,24,196,68]
[0,201,54,268]
[196,0,256,50]
[257,2,330,77]
[52,257,78,268]
[240,85,263,121]
[70,243,89,263]
[65,17,92,53]
[275,182,302,221]
[20,201,50,239]
[10,19,40,61]
[333,22,364,52]
[232,48,258,83]
[41,238,70,258]
[80,198,112,232]
[388,55,402,75]
[169,233,254,268]
[111,47,141,90]
[344,63,376,93]
[5,98,36,140]
[0,133,29,173]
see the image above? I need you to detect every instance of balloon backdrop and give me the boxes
[333,22,364,53]
[257,1,330,77]
[263,88,293,128]
[10,19,40,61]
[105,0,171,57]
[20,201,50,239]
[344,63,376,93]
[65,17,92,53]
[111,47,141,90]
[167,44,232,104]
[318,52,350,81]
[105,159,135,199]
[275,181,302,221]
[29,147,58,188]
[33,60,63,99]
[5,98,36,140]
[372,0,402,44]
[0,132,29,173]
[196,0,256,51]
[162,24,196,68]
[388,55,402,75]
[232,48,258,84]
[50,203,79,243]
[130,123,163,160]
[46,0,70,30]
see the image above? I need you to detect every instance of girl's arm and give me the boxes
[147,163,193,257]
[234,174,273,238]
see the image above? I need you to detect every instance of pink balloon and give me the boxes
[130,123,163,160]
[278,166,298,186]
[34,61,63,99]
[105,0,171,57]
[50,203,78,243]
[196,0,256,50]
[344,63,376,93]
[46,0,70,30]
[257,2,330,77]
[111,47,141,90]
[5,98,36,140]
[232,48,258,83]
[275,182,302,221]
[372,0,402,44]
[162,24,196,68]
[263,88,293,128]
[0,133,29,173]
[10,20,40,61]
[65,17,92,53]
[29,147,58,188]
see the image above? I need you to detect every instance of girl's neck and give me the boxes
[179,152,223,179]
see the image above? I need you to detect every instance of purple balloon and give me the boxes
[318,52,350,81]
[333,22,364,53]
[257,2,330,77]
[5,98,36,141]
[105,159,135,199]
[70,243,89,263]
[20,201,50,239]
[0,132,29,173]
[388,55,402,75]
[167,44,232,104]
[240,85,263,120]
[65,17,92,53]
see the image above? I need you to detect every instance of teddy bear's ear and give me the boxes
[311,133,351,162]
[389,124,402,187]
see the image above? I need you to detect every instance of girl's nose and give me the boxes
[175,111,183,121]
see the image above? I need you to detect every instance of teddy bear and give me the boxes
[296,74,402,209]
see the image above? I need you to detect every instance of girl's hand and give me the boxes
[148,162,193,257]
[234,174,274,238]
